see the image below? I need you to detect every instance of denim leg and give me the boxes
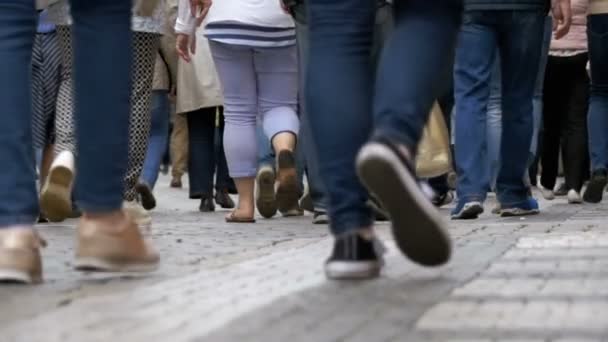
[587,14,608,171]
[373,0,463,149]
[486,55,502,191]
[295,15,328,210]
[187,109,216,198]
[530,16,552,158]
[70,0,132,213]
[215,108,234,191]
[0,1,39,227]
[495,11,544,205]
[454,12,497,203]
[141,90,170,189]
[257,125,274,170]
[307,0,376,235]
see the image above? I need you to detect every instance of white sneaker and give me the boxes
[567,189,583,204]
[540,187,555,200]
[123,200,152,231]
[40,151,75,222]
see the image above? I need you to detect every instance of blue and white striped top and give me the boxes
[175,0,296,48]
[205,22,296,48]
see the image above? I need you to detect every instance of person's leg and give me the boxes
[528,16,553,182]
[452,12,497,217]
[363,0,462,265]
[210,42,258,221]
[213,107,236,209]
[486,55,502,192]
[562,53,590,195]
[540,56,564,195]
[186,108,217,211]
[70,0,158,272]
[40,25,75,222]
[123,32,160,204]
[170,113,189,187]
[0,0,42,284]
[495,11,544,210]
[584,14,608,203]
[293,8,329,218]
[141,90,170,189]
[255,45,301,217]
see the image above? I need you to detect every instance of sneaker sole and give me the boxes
[136,184,157,210]
[0,268,38,284]
[256,168,278,219]
[500,209,540,217]
[325,261,381,280]
[451,203,484,220]
[584,177,607,203]
[357,143,452,267]
[276,151,300,215]
[74,257,159,273]
[39,165,73,222]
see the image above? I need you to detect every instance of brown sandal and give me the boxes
[225,212,256,223]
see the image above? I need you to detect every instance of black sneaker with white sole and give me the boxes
[583,169,607,204]
[356,140,452,267]
[325,232,383,280]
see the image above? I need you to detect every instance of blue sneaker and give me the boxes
[451,201,484,220]
[500,197,540,217]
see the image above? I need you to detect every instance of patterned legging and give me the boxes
[54,26,159,201]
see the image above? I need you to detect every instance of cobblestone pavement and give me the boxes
[1,175,608,342]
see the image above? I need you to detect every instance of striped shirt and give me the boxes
[205,22,295,48]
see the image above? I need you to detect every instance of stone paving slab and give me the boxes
[1,176,608,341]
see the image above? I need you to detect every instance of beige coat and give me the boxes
[175,32,223,114]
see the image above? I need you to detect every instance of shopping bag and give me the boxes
[416,102,452,178]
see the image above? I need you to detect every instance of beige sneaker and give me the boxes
[40,151,75,222]
[123,200,152,231]
[0,228,46,284]
[74,212,159,272]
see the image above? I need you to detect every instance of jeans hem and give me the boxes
[372,130,417,153]
[456,194,486,203]
[329,213,374,237]
[0,215,38,228]
[76,201,123,214]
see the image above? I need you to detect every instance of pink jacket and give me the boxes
[550,0,589,53]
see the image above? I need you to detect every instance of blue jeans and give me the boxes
[486,17,552,189]
[307,0,462,235]
[454,10,545,206]
[141,90,170,189]
[0,0,131,227]
[588,14,608,171]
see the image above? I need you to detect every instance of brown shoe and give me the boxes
[170,176,182,189]
[75,212,159,272]
[0,228,46,284]
[276,150,300,215]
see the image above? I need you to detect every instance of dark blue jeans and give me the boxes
[587,14,608,172]
[0,0,132,227]
[454,10,545,206]
[306,0,462,235]
[142,90,170,189]
[187,107,232,199]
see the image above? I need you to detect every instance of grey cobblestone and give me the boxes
[1,181,608,341]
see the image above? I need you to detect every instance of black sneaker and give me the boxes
[325,233,383,280]
[136,181,157,210]
[357,140,451,267]
[583,169,608,204]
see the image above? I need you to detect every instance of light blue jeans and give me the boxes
[141,90,170,189]
[210,41,300,178]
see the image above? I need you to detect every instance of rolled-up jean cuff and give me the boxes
[230,169,258,178]
[372,130,418,155]
[76,200,123,214]
[329,212,374,237]
[0,215,39,228]
[458,194,486,203]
